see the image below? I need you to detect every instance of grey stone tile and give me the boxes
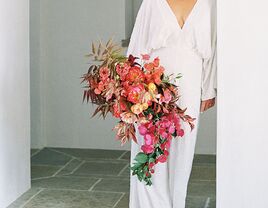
[51,148,125,160]
[190,165,216,181]
[120,151,130,160]
[23,189,122,208]
[31,149,40,156]
[32,176,100,190]
[119,166,130,177]
[56,159,82,176]
[93,178,130,193]
[31,148,72,166]
[8,188,43,208]
[114,194,129,208]
[187,181,216,198]
[208,197,216,208]
[73,161,127,176]
[31,165,61,179]
[186,196,209,208]
[193,154,216,166]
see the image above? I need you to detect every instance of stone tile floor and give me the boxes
[8,148,216,208]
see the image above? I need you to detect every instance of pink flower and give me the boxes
[158,155,167,163]
[164,150,169,156]
[141,145,154,154]
[160,130,168,139]
[138,125,147,135]
[159,89,172,104]
[127,84,145,104]
[153,57,160,67]
[168,125,175,134]
[177,129,185,137]
[141,54,150,61]
[144,134,154,145]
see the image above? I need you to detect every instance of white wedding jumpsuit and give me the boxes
[126,0,217,207]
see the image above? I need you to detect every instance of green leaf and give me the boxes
[134,152,148,163]
[148,157,155,163]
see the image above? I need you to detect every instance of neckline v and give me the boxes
[163,0,200,31]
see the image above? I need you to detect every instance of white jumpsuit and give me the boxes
[126,0,217,207]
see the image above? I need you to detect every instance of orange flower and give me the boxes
[126,66,145,83]
[99,67,110,80]
[145,66,164,85]
[144,63,155,71]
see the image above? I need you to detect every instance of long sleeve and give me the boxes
[201,0,217,101]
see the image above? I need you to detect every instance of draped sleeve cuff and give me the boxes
[200,0,217,101]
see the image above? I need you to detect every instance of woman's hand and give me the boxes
[200,98,216,113]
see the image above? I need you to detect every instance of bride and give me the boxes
[126,0,217,207]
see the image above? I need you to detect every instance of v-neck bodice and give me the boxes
[127,0,215,60]
[163,0,201,31]
[162,0,202,32]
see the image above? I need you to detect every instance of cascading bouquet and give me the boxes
[81,40,195,185]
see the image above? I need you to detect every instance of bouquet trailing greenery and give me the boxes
[81,39,195,185]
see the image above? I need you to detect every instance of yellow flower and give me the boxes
[142,103,148,110]
[148,83,157,92]
[131,103,144,115]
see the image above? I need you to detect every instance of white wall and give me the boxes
[0,0,30,207]
[30,0,44,148]
[217,0,268,207]
[30,0,130,150]
[31,0,216,154]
